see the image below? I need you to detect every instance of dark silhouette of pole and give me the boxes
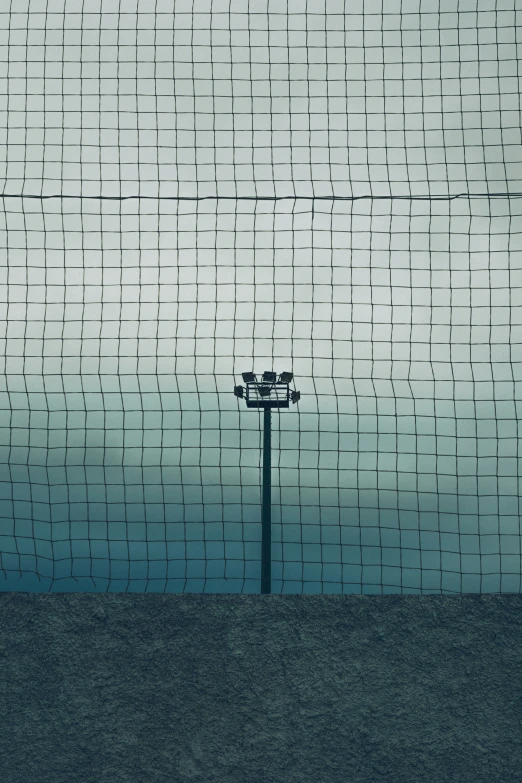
[234,371,300,596]
[261,405,272,594]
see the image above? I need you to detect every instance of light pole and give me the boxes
[234,371,301,594]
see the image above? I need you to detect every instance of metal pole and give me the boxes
[261,404,272,594]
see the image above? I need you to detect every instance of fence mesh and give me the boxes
[1,0,522,593]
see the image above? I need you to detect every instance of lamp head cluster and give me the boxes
[234,371,301,408]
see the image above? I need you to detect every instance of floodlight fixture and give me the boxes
[234,370,301,595]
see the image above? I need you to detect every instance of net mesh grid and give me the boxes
[1,0,522,593]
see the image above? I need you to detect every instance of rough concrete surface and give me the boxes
[0,593,521,782]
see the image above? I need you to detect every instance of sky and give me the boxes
[1,0,522,593]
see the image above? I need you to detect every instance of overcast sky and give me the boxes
[1,0,522,593]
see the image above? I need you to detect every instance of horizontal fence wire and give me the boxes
[1,0,522,593]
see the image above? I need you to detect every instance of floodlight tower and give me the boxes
[234,371,301,594]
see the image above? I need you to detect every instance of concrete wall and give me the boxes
[1,593,521,782]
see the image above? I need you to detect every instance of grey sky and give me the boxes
[0,0,521,593]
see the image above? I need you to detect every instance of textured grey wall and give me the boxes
[1,593,521,783]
